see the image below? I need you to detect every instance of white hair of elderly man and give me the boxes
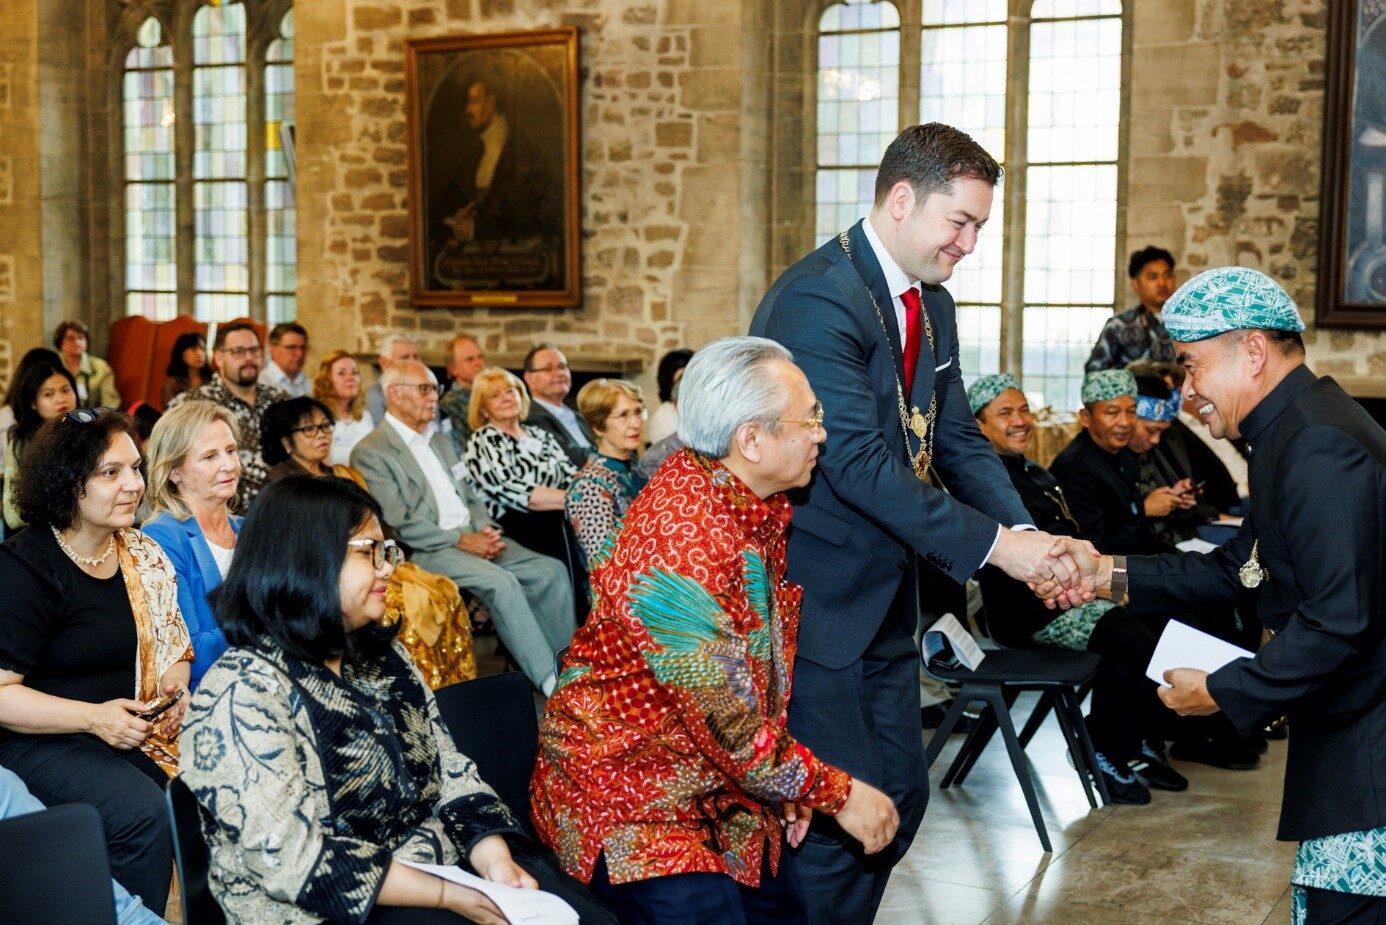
[677,336,794,458]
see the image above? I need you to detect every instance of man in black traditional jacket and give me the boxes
[1050,267,1386,923]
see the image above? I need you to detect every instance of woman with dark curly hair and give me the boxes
[179,476,611,923]
[3,361,78,530]
[160,331,212,409]
[0,409,193,914]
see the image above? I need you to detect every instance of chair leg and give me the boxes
[925,690,974,769]
[983,688,1053,853]
[1018,689,1057,749]
[1049,691,1099,809]
[943,706,999,788]
[1061,687,1112,806]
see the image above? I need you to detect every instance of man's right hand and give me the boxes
[1143,487,1182,518]
[988,528,1089,592]
[833,778,899,854]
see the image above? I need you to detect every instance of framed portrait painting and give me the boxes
[1318,0,1386,327]
[405,28,581,308]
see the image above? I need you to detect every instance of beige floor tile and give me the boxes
[877,877,1011,925]
[983,891,1198,925]
[1263,887,1292,924]
[898,813,1056,893]
[1082,789,1296,866]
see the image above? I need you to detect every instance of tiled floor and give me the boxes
[879,699,1292,925]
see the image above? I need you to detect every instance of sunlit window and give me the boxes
[265,9,296,325]
[123,17,176,320]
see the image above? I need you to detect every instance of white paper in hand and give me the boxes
[1175,538,1219,554]
[399,860,579,924]
[923,613,986,670]
[1146,620,1254,687]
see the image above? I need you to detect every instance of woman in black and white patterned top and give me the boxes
[463,368,578,568]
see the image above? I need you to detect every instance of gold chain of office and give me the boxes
[838,231,938,481]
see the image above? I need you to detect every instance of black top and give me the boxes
[1049,429,1171,556]
[1128,366,1386,841]
[0,527,137,742]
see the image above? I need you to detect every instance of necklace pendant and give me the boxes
[909,408,928,439]
[1239,540,1265,589]
[913,447,932,480]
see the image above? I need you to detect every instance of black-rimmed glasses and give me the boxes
[292,422,336,438]
[347,538,403,570]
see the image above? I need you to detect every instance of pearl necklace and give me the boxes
[51,527,116,568]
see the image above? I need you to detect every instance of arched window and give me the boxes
[123,17,176,320]
[813,0,1126,407]
[118,0,294,323]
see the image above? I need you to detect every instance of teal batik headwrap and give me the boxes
[1136,389,1183,422]
[1081,369,1137,406]
[1162,266,1306,342]
[967,373,1023,416]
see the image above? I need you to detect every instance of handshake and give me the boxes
[987,528,1108,610]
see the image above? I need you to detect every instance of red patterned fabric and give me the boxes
[530,449,852,887]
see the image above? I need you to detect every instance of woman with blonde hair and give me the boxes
[142,400,243,688]
[566,379,648,566]
[312,349,375,466]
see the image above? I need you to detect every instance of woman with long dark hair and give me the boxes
[3,362,78,530]
[160,332,212,408]
[179,477,610,923]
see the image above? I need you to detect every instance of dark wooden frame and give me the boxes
[405,28,581,309]
[1317,0,1386,327]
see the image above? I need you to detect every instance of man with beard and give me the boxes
[1048,267,1386,922]
[168,321,287,512]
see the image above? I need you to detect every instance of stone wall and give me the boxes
[0,0,43,393]
[1128,0,1386,393]
[295,0,771,389]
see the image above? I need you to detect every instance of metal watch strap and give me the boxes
[1109,556,1128,603]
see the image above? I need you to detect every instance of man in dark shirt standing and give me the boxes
[1085,246,1178,372]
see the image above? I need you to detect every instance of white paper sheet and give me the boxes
[399,860,579,924]
[1145,620,1255,687]
[923,613,986,670]
[1176,538,1219,554]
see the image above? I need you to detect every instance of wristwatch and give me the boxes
[1108,555,1128,604]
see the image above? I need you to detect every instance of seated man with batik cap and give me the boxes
[967,373,1186,802]
[1128,374,1220,547]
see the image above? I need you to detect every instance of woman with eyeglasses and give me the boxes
[3,361,79,531]
[262,397,476,688]
[462,368,577,571]
[179,476,613,924]
[0,409,192,915]
[564,379,649,567]
[141,400,244,689]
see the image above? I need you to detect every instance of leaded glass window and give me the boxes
[124,18,176,320]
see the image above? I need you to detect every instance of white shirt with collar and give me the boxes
[384,413,472,532]
[259,361,310,398]
[533,397,592,448]
[476,113,509,191]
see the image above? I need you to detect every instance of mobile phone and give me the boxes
[138,689,184,722]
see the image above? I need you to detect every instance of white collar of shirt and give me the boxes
[476,113,509,191]
[862,215,918,348]
[385,412,436,447]
[533,397,590,446]
[263,361,305,388]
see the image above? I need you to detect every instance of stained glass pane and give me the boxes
[1021,305,1112,410]
[1028,17,1122,163]
[815,168,878,245]
[1032,0,1122,19]
[123,19,174,319]
[957,305,1002,384]
[265,14,296,321]
[820,0,900,33]
[921,0,1007,25]
[920,24,1008,165]
[194,1,248,322]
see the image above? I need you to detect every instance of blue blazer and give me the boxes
[143,512,243,688]
[750,219,1031,667]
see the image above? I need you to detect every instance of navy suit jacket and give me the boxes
[750,220,1030,668]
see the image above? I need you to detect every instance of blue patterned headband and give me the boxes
[1136,390,1182,422]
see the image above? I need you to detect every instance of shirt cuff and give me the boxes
[982,523,1038,566]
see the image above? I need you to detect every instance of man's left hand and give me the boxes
[1158,668,1219,716]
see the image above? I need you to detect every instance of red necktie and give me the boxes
[900,286,923,396]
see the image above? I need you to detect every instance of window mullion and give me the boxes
[173,7,197,319]
[999,6,1030,375]
[246,44,267,321]
[897,0,921,133]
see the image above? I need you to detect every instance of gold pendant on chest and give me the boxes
[909,407,928,438]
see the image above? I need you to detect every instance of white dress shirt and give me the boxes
[258,361,310,398]
[533,397,592,448]
[384,413,472,532]
[330,411,374,467]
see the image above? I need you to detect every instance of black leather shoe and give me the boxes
[1096,752,1151,805]
[1237,733,1269,754]
[921,702,978,734]
[1264,721,1288,740]
[1170,735,1260,771]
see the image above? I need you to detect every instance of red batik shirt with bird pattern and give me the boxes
[529,448,852,887]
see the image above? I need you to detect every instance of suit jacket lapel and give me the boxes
[846,220,906,380]
[184,518,220,589]
[378,422,430,498]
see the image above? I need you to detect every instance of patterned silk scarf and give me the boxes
[114,528,194,776]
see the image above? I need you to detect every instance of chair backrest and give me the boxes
[108,314,268,410]
[0,802,117,924]
[166,776,227,925]
[433,672,540,838]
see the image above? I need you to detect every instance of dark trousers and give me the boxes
[368,849,617,924]
[0,733,171,914]
[787,577,927,924]
[588,845,804,925]
[1302,886,1386,924]
[1084,607,1164,762]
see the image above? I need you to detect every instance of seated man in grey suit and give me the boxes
[351,359,575,694]
[522,343,596,467]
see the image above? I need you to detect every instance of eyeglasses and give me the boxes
[528,363,570,374]
[347,538,404,570]
[222,346,263,359]
[608,408,648,423]
[775,402,824,431]
[65,408,107,424]
[390,382,441,397]
[292,422,335,437]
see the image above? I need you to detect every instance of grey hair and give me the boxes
[378,360,436,393]
[677,336,794,457]
[376,332,418,359]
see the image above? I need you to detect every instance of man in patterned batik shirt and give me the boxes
[1085,245,1179,372]
[1055,268,1386,924]
[531,338,899,925]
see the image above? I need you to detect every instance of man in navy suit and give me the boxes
[750,123,1093,922]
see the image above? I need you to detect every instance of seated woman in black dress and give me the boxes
[0,409,193,914]
[179,476,611,923]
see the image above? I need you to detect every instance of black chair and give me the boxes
[434,671,540,839]
[167,776,228,925]
[923,648,1109,853]
[0,802,118,924]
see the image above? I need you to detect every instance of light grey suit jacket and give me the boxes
[350,421,494,556]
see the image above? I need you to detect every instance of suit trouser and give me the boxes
[787,577,927,924]
[414,540,575,691]
[1298,886,1386,924]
